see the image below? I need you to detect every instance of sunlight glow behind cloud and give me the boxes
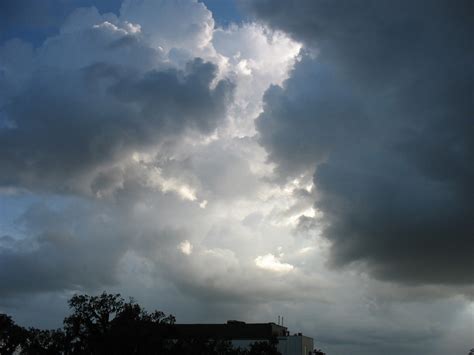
[255,253,294,273]
[178,240,193,255]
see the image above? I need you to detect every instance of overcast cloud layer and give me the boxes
[0,1,473,354]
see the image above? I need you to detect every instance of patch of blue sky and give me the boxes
[0,0,122,47]
[200,0,246,27]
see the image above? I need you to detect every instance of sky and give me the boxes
[0,0,473,354]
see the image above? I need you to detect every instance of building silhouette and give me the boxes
[165,320,314,355]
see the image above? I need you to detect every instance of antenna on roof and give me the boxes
[282,316,284,327]
[278,315,280,325]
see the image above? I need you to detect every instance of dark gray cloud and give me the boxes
[248,0,474,284]
[0,58,233,193]
[0,201,127,296]
[0,187,196,298]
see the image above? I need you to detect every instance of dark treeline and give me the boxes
[0,292,326,355]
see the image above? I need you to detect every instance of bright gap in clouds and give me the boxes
[178,240,193,255]
[255,253,294,273]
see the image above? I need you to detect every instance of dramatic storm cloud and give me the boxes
[0,4,233,193]
[0,0,303,303]
[247,0,473,285]
[1,1,473,354]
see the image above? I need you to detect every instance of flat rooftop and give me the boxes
[161,321,288,340]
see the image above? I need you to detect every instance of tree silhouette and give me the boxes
[0,292,319,354]
[22,328,66,354]
[63,292,176,354]
[0,314,27,355]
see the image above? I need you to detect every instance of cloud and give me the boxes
[0,0,305,305]
[255,253,294,272]
[0,201,127,296]
[0,7,234,194]
[0,1,301,197]
[178,240,193,255]
[212,23,301,136]
[246,0,474,285]
[120,0,215,54]
[2,1,472,354]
